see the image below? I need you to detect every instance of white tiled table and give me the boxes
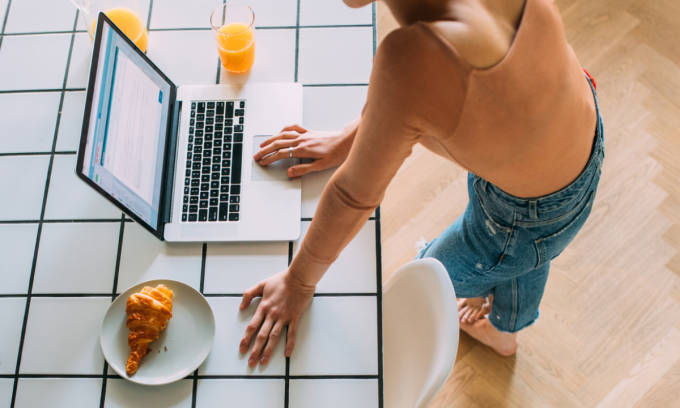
[0,0,382,406]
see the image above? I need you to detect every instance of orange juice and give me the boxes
[216,23,255,73]
[89,7,148,53]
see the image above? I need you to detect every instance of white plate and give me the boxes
[100,279,215,385]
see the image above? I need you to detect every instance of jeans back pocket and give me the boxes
[533,191,595,268]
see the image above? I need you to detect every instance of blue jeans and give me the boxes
[417,77,604,333]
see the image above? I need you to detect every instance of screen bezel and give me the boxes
[76,12,177,240]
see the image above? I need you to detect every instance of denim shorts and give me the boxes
[417,76,604,333]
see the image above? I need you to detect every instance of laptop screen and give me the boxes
[80,16,173,231]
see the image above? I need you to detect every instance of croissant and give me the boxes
[125,284,174,376]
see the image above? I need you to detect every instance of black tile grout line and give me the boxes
[1,292,377,299]
[0,84,367,96]
[0,293,112,298]
[0,0,11,50]
[9,10,79,408]
[0,218,123,224]
[192,242,207,408]
[1,373,378,380]
[293,0,301,83]
[0,23,375,37]
[0,88,86,94]
[0,151,78,157]
[99,214,125,408]
[146,0,153,31]
[285,241,293,408]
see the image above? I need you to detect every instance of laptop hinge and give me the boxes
[161,100,182,224]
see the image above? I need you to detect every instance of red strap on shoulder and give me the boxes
[583,69,597,90]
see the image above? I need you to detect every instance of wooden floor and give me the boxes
[377,0,680,406]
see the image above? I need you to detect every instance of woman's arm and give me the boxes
[238,25,466,366]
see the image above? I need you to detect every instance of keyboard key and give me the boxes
[232,144,242,183]
[216,115,224,123]
[230,195,240,204]
[213,148,221,155]
[220,193,229,202]
[234,133,243,142]
[183,196,189,204]
[210,189,219,198]
[198,102,205,112]
[219,203,229,221]
[205,126,213,133]
[196,121,204,129]
[221,168,230,176]
[225,119,233,126]
[221,176,230,184]
[229,204,239,212]
[206,117,214,125]
[191,110,196,118]
[183,204,188,212]
[217,101,224,111]
[184,186,190,195]
[203,149,212,157]
[200,183,209,191]
[199,210,207,221]
[192,186,200,194]
[189,214,197,221]
[225,135,232,142]
[211,172,220,180]
[190,205,198,212]
[189,130,194,139]
[195,130,203,137]
[190,118,195,126]
[202,166,210,173]
[190,196,198,204]
[223,144,232,151]
[210,198,218,206]
[191,102,196,109]
[223,151,231,159]
[230,185,240,194]
[205,141,213,149]
[200,200,208,209]
[186,168,191,177]
[239,101,245,108]
[215,131,222,138]
[203,158,211,166]
[222,159,231,167]
[187,152,192,160]
[212,164,220,172]
[191,179,200,187]
[197,114,205,121]
[213,156,221,163]
[239,116,244,124]
[200,191,209,199]
[211,180,219,189]
[201,174,210,182]
[185,177,190,185]
[195,137,203,144]
[209,207,218,221]
[182,214,187,222]
[193,163,201,170]
[207,102,215,109]
[229,213,239,221]
[220,185,229,193]
[234,125,243,132]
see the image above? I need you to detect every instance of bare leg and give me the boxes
[457,294,493,324]
[460,317,518,356]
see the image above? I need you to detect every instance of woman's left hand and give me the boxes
[239,269,315,366]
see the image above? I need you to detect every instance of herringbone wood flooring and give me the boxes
[377,1,680,406]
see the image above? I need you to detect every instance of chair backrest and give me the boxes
[383,258,459,408]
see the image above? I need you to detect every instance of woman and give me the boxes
[239,0,603,364]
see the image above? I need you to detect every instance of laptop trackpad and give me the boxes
[251,135,298,182]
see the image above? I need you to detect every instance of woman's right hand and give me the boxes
[252,124,354,178]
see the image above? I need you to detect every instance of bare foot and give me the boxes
[457,295,492,324]
[460,318,518,356]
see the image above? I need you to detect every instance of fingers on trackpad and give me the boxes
[251,135,298,182]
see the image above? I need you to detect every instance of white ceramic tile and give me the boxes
[0,298,25,374]
[117,222,202,291]
[4,0,76,33]
[0,34,71,90]
[300,167,335,218]
[149,0,218,29]
[33,222,119,293]
[199,297,285,376]
[290,296,378,375]
[44,154,122,220]
[300,0,373,26]
[0,223,38,294]
[0,155,49,220]
[0,378,12,408]
[298,27,373,84]
[289,379,379,408]
[0,0,7,32]
[14,378,101,408]
[293,221,377,293]
[248,0,297,27]
[196,379,285,408]
[0,92,59,153]
[56,91,87,151]
[303,85,367,130]
[204,242,288,294]
[104,379,192,408]
[20,297,108,374]
[66,33,92,89]
[219,28,295,84]
[147,30,218,86]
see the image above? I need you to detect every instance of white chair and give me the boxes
[383,258,459,408]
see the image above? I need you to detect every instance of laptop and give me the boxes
[76,13,302,242]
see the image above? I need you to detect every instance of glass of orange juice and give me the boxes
[70,0,148,52]
[210,4,255,73]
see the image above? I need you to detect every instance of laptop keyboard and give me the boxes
[181,100,245,223]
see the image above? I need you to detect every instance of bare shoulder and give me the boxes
[423,0,526,69]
